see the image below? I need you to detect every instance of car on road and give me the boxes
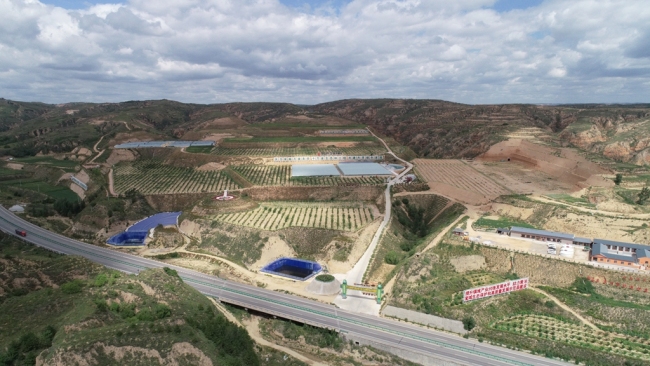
[15,229,27,237]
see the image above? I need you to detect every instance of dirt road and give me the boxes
[531,195,650,219]
[529,287,599,331]
[421,214,466,253]
[210,298,329,366]
[108,168,117,196]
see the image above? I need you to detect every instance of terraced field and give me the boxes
[492,314,650,363]
[231,165,385,186]
[214,202,376,231]
[114,160,240,195]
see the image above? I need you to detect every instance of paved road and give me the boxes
[0,207,569,366]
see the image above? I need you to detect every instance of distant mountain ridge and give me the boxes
[1,98,650,165]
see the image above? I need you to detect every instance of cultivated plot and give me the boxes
[414,159,509,203]
[114,160,240,195]
[493,314,650,363]
[231,165,385,186]
[214,202,376,232]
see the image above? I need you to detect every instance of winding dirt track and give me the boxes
[529,287,599,331]
[210,298,329,365]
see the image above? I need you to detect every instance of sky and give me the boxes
[1,0,649,105]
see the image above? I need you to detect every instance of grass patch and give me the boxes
[196,223,266,266]
[0,178,79,202]
[474,216,536,230]
[14,156,80,170]
[546,194,596,207]
[315,274,335,282]
[186,146,214,154]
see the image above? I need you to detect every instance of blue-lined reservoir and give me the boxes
[260,257,322,280]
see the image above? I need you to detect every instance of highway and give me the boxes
[0,206,569,366]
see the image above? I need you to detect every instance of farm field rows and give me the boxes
[492,314,650,362]
[114,160,240,195]
[414,159,509,198]
[210,146,386,157]
[231,165,385,186]
[214,202,376,231]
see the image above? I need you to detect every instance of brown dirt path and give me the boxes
[420,213,466,253]
[209,298,328,366]
[108,168,117,196]
[529,286,599,331]
[93,135,104,153]
[531,195,650,219]
[383,213,465,297]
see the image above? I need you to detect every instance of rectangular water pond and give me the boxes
[260,257,322,281]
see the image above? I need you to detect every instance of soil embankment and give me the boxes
[478,139,611,189]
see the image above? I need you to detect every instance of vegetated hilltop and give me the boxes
[309,99,650,163]
[0,98,309,158]
[4,96,650,165]
[0,234,276,366]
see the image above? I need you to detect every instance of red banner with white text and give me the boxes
[463,278,529,302]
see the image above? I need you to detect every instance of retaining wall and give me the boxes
[382,306,467,335]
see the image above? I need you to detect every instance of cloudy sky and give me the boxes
[1,0,649,105]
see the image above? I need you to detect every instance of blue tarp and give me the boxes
[128,212,181,232]
[337,162,392,176]
[107,231,148,246]
[115,141,215,149]
[107,212,181,246]
[190,141,215,146]
[291,164,341,177]
[260,257,322,281]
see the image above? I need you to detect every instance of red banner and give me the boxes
[463,278,529,302]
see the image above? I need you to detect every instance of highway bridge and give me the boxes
[0,206,569,366]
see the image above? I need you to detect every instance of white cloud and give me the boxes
[0,0,648,104]
[548,67,566,78]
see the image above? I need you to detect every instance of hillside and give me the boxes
[309,99,650,162]
[2,97,650,164]
[0,234,290,366]
[0,100,295,158]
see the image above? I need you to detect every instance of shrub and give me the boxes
[119,304,136,319]
[315,274,335,283]
[60,280,83,294]
[614,174,623,185]
[137,308,155,321]
[572,277,595,294]
[462,316,476,331]
[94,274,108,287]
[637,186,650,205]
[384,251,401,265]
[505,272,519,280]
[94,298,108,312]
[155,304,172,319]
[163,267,180,279]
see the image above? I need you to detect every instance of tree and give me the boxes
[637,186,650,205]
[462,316,476,331]
[614,173,623,185]
[384,251,401,265]
[572,277,594,294]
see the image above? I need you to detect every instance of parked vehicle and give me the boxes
[15,229,27,237]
